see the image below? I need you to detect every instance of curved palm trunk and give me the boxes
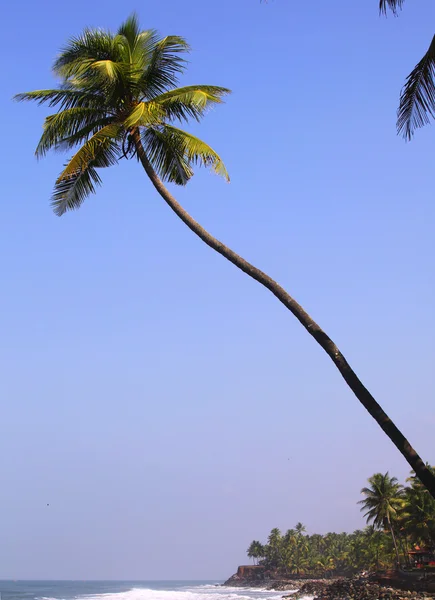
[387,515,401,567]
[132,129,435,499]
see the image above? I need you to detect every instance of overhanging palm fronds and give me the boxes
[397,35,435,139]
[379,0,405,15]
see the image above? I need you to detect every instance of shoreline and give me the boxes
[223,572,435,599]
[222,577,337,591]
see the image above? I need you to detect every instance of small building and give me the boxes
[408,549,435,569]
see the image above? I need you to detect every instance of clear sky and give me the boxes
[1,0,434,582]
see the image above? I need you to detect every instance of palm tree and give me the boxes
[379,0,435,139]
[359,472,404,566]
[402,467,435,548]
[247,540,264,565]
[293,522,307,575]
[265,528,283,571]
[15,14,435,498]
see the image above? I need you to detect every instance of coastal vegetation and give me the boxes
[15,15,435,497]
[246,469,435,576]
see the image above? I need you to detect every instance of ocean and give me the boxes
[0,581,298,600]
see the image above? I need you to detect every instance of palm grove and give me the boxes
[246,469,435,576]
[16,15,435,495]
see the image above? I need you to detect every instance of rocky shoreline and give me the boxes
[223,573,435,600]
[292,576,435,600]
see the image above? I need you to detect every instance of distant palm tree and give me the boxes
[402,466,435,548]
[247,540,264,565]
[380,0,435,139]
[294,522,307,575]
[15,14,435,498]
[359,472,404,565]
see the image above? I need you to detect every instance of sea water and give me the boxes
[0,581,308,600]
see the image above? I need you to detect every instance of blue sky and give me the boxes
[1,0,435,581]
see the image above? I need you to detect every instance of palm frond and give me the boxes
[91,59,124,81]
[116,13,141,53]
[123,101,165,128]
[131,29,161,69]
[51,164,102,216]
[52,124,121,215]
[88,59,134,98]
[52,30,138,102]
[139,35,190,98]
[379,0,405,15]
[58,124,121,181]
[141,124,229,184]
[53,29,120,79]
[154,85,231,123]
[141,126,193,185]
[397,35,435,139]
[165,125,229,181]
[14,88,103,110]
[36,107,113,157]
[54,116,118,151]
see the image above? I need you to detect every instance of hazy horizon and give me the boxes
[1,0,434,582]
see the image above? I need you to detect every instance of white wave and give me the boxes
[71,585,303,600]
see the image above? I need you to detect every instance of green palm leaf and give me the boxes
[142,124,229,184]
[36,107,114,157]
[168,125,229,181]
[53,125,121,216]
[138,35,190,98]
[154,85,231,123]
[124,101,165,128]
[397,35,435,139]
[53,29,121,79]
[116,13,141,51]
[141,126,194,184]
[51,165,102,216]
[14,88,103,110]
[58,124,121,180]
[52,116,118,152]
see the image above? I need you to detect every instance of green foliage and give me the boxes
[359,472,404,529]
[248,524,395,576]
[402,465,435,548]
[15,14,230,215]
[359,473,404,565]
[246,470,435,576]
[247,540,265,565]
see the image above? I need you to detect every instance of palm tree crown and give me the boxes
[359,472,404,564]
[15,14,230,216]
[359,472,404,528]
